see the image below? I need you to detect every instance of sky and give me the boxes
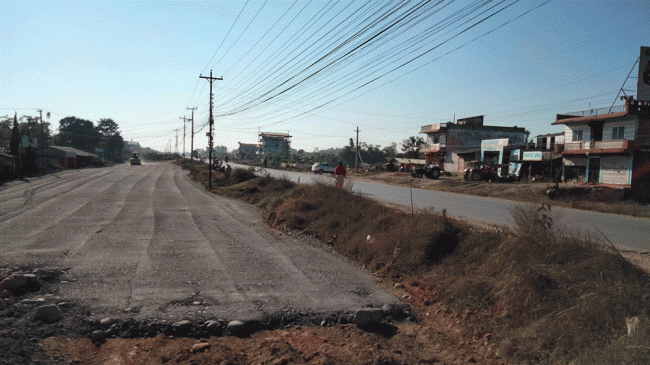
[1,0,649,154]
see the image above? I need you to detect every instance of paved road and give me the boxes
[248,166,650,252]
[0,162,399,321]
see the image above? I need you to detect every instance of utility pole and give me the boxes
[180,116,190,159]
[187,107,197,160]
[355,127,360,173]
[174,128,180,156]
[199,70,223,190]
[38,109,43,173]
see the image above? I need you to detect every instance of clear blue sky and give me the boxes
[1,0,649,154]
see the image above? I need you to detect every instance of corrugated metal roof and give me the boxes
[49,146,98,157]
[393,158,426,165]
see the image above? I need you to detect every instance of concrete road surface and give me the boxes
[0,162,400,322]
[247,166,650,252]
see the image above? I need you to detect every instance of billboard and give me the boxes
[523,151,543,161]
[638,46,650,102]
[481,138,509,151]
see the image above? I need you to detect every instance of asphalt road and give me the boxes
[0,162,400,322]
[248,166,650,252]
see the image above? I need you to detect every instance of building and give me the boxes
[259,132,291,156]
[45,146,99,169]
[236,142,260,161]
[509,132,565,181]
[536,132,565,152]
[552,100,650,194]
[123,141,141,152]
[0,151,15,181]
[419,115,528,174]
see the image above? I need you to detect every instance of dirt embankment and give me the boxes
[4,162,649,365]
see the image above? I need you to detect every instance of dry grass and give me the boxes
[425,204,650,364]
[182,162,650,364]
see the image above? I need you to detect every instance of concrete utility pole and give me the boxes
[355,127,360,173]
[174,128,180,156]
[187,107,197,160]
[38,109,44,173]
[180,116,190,159]
[199,70,223,190]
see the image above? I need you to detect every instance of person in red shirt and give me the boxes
[334,162,347,188]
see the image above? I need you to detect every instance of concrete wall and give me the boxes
[602,116,637,141]
[444,128,525,173]
[565,124,592,142]
[445,128,526,150]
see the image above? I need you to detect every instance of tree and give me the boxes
[0,117,12,145]
[56,117,101,153]
[96,118,123,162]
[382,142,398,157]
[10,113,20,156]
[22,147,38,176]
[401,136,425,158]
[96,118,120,138]
[105,134,124,162]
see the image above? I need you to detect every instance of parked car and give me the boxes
[129,153,141,165]
[311,162,335,174]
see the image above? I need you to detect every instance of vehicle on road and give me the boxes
[129,153,141,165]
[311,162,335,174]
[412,164,443,179]
[463,161,513,182]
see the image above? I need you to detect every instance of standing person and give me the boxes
[334,162,347,188]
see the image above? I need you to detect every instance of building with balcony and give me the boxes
[419,115,527,174]
[259,132,291,157]
[552,101,650,192]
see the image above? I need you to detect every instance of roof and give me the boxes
[237,143,260,153]
[535,132,565,137]
[393,158,426,165]
[49,146,98,157]
[552,111,630,125]
[259,132,291,138]
[420,123,526,134]
[0,151,15,166]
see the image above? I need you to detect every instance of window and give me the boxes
[572,129,583,142]
[612,126,625,140]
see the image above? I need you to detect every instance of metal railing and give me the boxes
[564,140,628,151]
[561,104,626,117]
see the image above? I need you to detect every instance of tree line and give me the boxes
[1,114,126,178]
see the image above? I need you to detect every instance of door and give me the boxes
[587,157,601,183]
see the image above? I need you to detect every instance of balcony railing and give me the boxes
[564,140,629,151]
[420,143,445,153]
[561,104,626,118]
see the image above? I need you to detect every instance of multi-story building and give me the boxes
[419,115,527,174]
[259,132,291,157]
[552,99,650,193]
